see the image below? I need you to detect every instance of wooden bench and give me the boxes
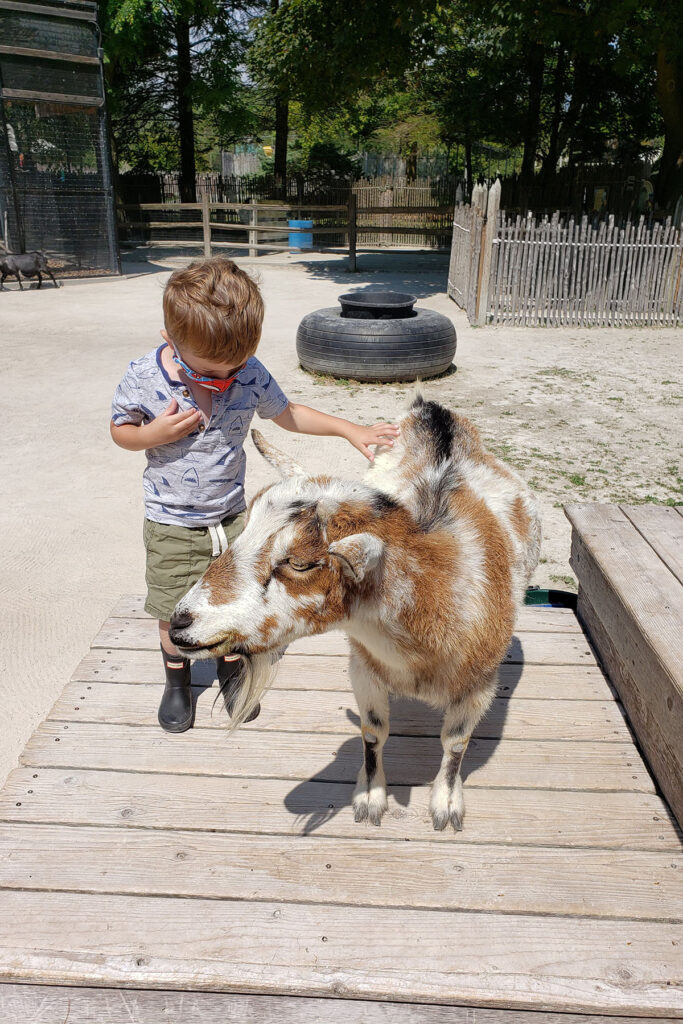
[566,503,683,829]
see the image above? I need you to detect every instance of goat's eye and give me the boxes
[287,559,318,572]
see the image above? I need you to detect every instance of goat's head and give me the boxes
[168,430,393,723]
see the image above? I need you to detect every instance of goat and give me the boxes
[169,397,541,831]
[0,249,60,290]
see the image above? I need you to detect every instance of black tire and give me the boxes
[296,307,457,383]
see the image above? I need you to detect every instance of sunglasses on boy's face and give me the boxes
[172,350,246,393]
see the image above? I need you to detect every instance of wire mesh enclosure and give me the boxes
[0,0,119,278]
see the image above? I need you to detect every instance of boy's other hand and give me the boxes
[145,397,202,447]
[347,422,400,462]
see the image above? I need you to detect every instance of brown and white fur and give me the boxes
[169,397,541,831]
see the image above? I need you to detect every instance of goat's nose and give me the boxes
[170,609,194,630]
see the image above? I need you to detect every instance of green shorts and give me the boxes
[143,511,246,621]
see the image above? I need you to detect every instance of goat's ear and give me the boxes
[328,533,384,582]
[251,430,306,479]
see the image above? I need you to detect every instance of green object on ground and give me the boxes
[525,587,577,609]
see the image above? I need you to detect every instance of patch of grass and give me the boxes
[550,574,577,589]
[606,396,624,403]
[536,367,584,380]
[568,473,586,486]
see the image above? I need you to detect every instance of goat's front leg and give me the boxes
[430,682,495,832]
[349,650,390,826]
[16,273,24,291]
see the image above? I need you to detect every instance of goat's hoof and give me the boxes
[368,806,384,827]
[431,811,450,831]
[450,811,463,832]
[353,802,369,823]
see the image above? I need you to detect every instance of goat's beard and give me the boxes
[224,649,282,730]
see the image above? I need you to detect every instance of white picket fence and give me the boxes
[448,180,683,327]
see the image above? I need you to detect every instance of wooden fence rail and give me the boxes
[448,181,683,327]
[117,196,453,264]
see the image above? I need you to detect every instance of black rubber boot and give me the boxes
[158,645,193,733]
[216,654,260,722]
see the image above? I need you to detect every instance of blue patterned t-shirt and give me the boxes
[112,346,289,527]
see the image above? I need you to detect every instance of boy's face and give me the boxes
[161,329,245,380]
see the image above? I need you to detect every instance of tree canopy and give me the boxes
[101,0,683,208]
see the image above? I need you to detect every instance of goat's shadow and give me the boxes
[284,635,525,834]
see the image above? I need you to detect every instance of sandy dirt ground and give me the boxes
[0,249,680,788]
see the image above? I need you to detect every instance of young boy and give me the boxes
[111,258,398,733]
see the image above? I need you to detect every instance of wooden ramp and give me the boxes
[0,596,681,1022]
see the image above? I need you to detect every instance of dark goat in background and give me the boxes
[0,249,60,290]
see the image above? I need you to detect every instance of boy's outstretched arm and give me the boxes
[272,402,399,461]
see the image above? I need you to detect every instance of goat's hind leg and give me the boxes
[349,651,390,826]
[430,679,496,832]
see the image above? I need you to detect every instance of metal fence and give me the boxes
[0,0,119,277]
[448,181,683,327]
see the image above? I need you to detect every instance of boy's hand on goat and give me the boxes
[346,422,400,461]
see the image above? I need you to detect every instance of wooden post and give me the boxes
[348,192,357,272]
[249,200,258,258]
[476,178,501,326]
[202,193,211,257]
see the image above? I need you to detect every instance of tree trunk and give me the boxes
[541,47,566,181]
[654,41,683,208]
[520,43,545,183]
[464,138,473,200]
[406,140,417,180]
[271,0,288,199]
[175,13,196,203]
[273,90,288,198]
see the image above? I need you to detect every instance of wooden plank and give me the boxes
[121,202,347,213]
[577,588,683,830]
[109,594,585,633]
[3,767,678,850]
[620,504,683,585]
[0,0,98,20]
[0,891,679,1014]
[567,503,683,827]
[91,617,598,666]
[72,649,612,700]
[19,721,655,791]
[208,221,345,233]
[0,45,100,63]
[2,985,677,1024]
[1,823,679,921]
[361,206,454,215]
[122,220,202,229]
[49,682,633,743]
[0,87,103,106]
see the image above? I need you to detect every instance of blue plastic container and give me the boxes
[288,219,313,250]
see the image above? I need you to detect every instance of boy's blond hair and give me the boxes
[163,258,264,362]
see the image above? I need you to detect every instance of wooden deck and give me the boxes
[0,593,681,1022]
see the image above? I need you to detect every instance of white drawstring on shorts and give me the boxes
[208,523,230,558]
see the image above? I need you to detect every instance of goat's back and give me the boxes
[368,396,541,607]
